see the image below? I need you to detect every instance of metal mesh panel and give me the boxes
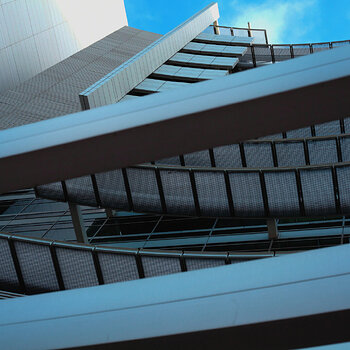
[0,238,19,292]
[254,45,273,62]
[213,144,242,168]
[275,142,305,167]
[127,168,162,213]
[155,156,181,166]
[185,258,225,271]
[332,41,350,48]
[229,172,265,216]
[141,256,181,277]
[95,169,129,210]
[308,139,338,165]
[286,127,312,138]
[300,168,336,216]
[184,150,211,167]
[65,176,97,207]
[315,120,340,136]
[97,252,139,283]
[51,57,86,75]
[55,247,99,289]
[312,43,330,52]
[336,166,350,213]
[244,143,274,168]
[239,46,253,65]
[272,46,292,61]
[14,241,59,293]
[0,26,159,130]
[194,171,230,216]
[340,136,350,162]
[292,44,311,57]
[264,171,300,216]
[19,97,77,119]
[160,169,196,215]
[343,118,350,133]
[36,182,65,202]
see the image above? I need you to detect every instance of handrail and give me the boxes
[215,24,268,32]
[133,160,350,173]
[253,39,350,49]
[209,24,350,48]
[36,160,350,219]
[209,25,350,66]
[0,232,270,259]
[154,132,350,169]
[152,133,350,170]
[3,45,350,193]
[208,24,268,44]
[0,232,271,295]
[241,40,350,69]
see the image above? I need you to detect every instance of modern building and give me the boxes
[0,0,128,93]
[1,2,350,349]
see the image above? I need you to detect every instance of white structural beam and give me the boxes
[1,46,350,192]
[1,244,350,349]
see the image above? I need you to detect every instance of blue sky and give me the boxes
[125,0,350,44]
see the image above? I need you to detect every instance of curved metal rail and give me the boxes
[36,161,350,218]
[159,132,350,168]
[208,24,350,59]
[0,232,268,295]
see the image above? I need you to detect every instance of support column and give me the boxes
[69,203,88,243]
[105,208,114,218]
[267,218,278,240]
[213,20,220,35]
[248,22,252,37]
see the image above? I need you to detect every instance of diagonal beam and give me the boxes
[1,46,350,192]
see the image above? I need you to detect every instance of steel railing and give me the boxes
[208,24,268,44]
[0,232,270,295]
[208,25,350,67]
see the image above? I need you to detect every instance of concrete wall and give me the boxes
[0,0,128,93]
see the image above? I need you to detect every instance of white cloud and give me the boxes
[220,0,318,43]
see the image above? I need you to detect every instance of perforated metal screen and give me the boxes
[0,234,244,296]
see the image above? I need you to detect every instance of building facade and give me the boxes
[0,0,127,93]
[1,2,350,349]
